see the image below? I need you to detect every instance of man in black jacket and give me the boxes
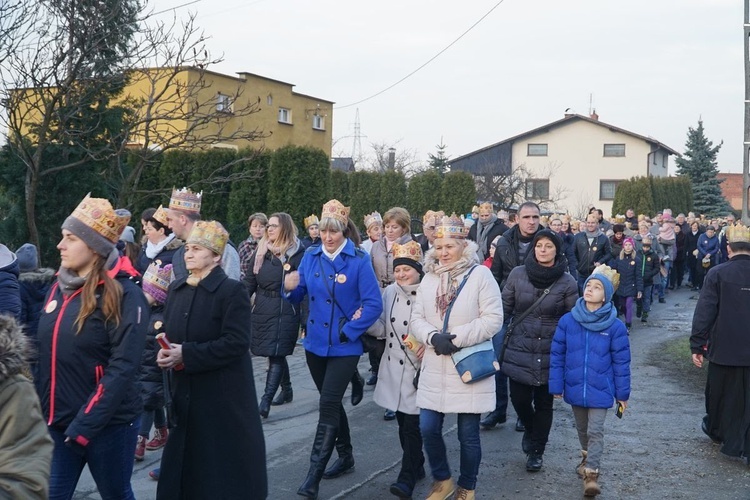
[690,225,750,460]
[573,214,612,294]
[468,202,508,262]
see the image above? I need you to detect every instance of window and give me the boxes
[599,180,622,200]
[527,143,548,156]
[278,108,292,124]
[662,154,668,168]
[603,144,625,157]
[312,114,325,130]
[216,93,232,113]
[525,179,549,200]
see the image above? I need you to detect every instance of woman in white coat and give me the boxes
[410,214,504,500]
[368,240,426,498]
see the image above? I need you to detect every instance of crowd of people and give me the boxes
[0,191,746,499]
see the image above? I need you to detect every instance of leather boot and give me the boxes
[583,468,601,497]
[425,478,455,500]
[297,423,338,498]
[479,409,506,429]
[272,363,293,406]
[350,371,364,406]
[323,426,355,479]
[259,362,284,419]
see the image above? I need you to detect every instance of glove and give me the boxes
[431,333,459,356]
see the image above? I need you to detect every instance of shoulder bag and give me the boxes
[498,284,554,368]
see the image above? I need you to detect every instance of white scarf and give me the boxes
[145,233,176,259]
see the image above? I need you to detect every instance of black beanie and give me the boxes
[530,229,562,256]
[393,257,424,278]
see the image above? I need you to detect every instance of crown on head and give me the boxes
[69,194,131,243]
[498,209,509,220]
[479,202,493,215]
[591,264,620,292]
[321,199,350,224]
[540,215,549,226]
[303,214,319,229]
[142,262,173,304]
[169,187,202,214]
[187,220,228,255]
[422,210,445,226]
[435,213,470,239]
[727,223,750,243]
[614,214,626,224]
[392,240,423,262]
[153,205,169,226]
[363,211,383,229]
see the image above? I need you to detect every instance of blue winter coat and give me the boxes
[286,239,383,357]
[548,313,631,408]
[697,233,720,266]
[0,246,21,320]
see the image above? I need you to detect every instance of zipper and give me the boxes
[95,365,104,384]
[276,256,284,357]
[583,329,589,407]
[48,286,84,425]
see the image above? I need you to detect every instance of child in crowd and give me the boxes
[613,238,642,331]
[549,265,631,497]
[635,235,660,323]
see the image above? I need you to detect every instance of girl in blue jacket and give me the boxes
[549,266,631,498]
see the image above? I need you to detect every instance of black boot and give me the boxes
[272,363,293,406]
[480,409,507,429]
[323,424,355,479]
[350,371,364,406]
[259,362,284,419]
[298,423,338,498]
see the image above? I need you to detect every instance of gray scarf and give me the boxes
[477,214,498,260]
[57,249,119,295]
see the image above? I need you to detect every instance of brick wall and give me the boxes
[717,173,744,211]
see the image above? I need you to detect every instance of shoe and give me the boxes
[149,468,160,481]
[576,450,588,478]
[692,287,700,292]
[389,481,412,498]
[351,372,364,406]
[641,313,648,323]
[322,454,355,479]
[384,409,396,421]
[702,418,721,444]
[625,323,631,333]
[134,435,146,461]
[668,285,675,290]
[515,418,525,432]
[366,373,378,386]
[479,409,507,429]
[583,468,601,497]
[454,486,476,500]
[260,362,284,419]
[521,431,532,454]
[526,453,543,472]
[297,423,338,498]
[425,478,455,500]
[146,426,168,450]
[272,387,293,406]
[658,297,666,304]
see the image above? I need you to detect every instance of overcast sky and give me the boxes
[155,0,744,174]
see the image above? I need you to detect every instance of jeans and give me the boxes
[420,410,481,490]
[491,324,509,417]
[49,419,140,500]
[640,285,653,313]
[139,408,166,436]
[509,380,554,454]
[572,406,607,470]
[659,260,672,298]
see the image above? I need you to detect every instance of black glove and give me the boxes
[431,333,459,356]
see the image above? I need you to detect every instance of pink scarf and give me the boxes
[253,238,284,275]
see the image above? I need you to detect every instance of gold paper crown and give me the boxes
[435,213,470,239]
[69,194,131,243]
[614,215,626,224]
[303,214,319,229]
[591,264,620,292]
[540,215,549,226]
[392,241,423,262]
[169,187,202,214]
[187,220,228,255]
[726,223,750,243]
[478,202,493,215]
[423,210,445,226]
[471,205,480,214]
[638,214,646,221]
[153,205,169,226]
[143,261,173,293]
[321,199,350,224]
[363,211,383,229]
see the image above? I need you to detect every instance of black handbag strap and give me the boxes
[441,265,478,334]
[387,292,419,372]
[507,287,551,333]
[318,256,356,320]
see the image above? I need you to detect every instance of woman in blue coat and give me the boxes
[549,266,630,497]
[694,225,720,290]
[284,199,383,499]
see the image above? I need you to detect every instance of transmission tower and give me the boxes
[351,108,365,169]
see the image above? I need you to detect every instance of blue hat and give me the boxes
[583,265,619,303]
[15,243,38,272]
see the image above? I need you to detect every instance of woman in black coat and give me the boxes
[684,221,702,287]
[501,230,578,472]
[244,212,305,418]
[156,221,267,500]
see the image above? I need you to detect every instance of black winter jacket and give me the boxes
[636,248,661,286]
[614,253,643,297]
[134,237,183,276]
[573,232,612,278]
[140,306,165,410]
[36,257,149,447]
[243,244,305,357]
[18,268,55,339]
[500,266,578,386]
[690,254,750,366]
[0,248,21,319]
[491,225,540,291]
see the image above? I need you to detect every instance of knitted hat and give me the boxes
[321,199,349,224]
[15,243,38,272]
[623,237,635,249]
[187,220,228,256]
[62,194,131,257]
[392,241,424,277]
[585,265,620,303]
[120,226,136,244]
[531,229,562,257]
[142,262,173,305]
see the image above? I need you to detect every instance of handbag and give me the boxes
[499,284,554,368]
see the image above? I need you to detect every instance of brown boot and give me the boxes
[454,486,475,500]
[425,478,455,500]
[576,450,588,478]
[583,468,601,497]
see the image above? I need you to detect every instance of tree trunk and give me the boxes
[24,165,40,255]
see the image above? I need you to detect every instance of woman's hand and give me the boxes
[416,344,426,360]
[284,271,300,291]
[157,343,184,370]
[637,292,642,299]
[351,307,363,321]
[553,394,563,399]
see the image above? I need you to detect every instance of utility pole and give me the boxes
[744,1,750,222]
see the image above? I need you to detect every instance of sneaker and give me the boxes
[146,427,168,450]
[641,313,648,323]
[425,478,455,500]
[134,435,146,461]
[526,453,543,472]
[149,468,160,480]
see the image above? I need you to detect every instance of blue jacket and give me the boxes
[287,239,383,357]
[548,312,631,408]
[697,233,720,266]
[0,245,21,320]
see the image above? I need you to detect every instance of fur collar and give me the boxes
[18,267,56,285]
[0,316,29,384]
[423,240,480,274]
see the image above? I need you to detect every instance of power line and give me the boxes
[335,0,509,110]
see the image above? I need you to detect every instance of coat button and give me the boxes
[389,343,393,348]
[326,299,332,304]
[390,333,394,337]
[310,319,314,324]
[315,272,320,277]
[311,296,315,301]
[388,356,391,361]
[407,300,411,305]
[403,321,408,326]
[324,322,329,327]
[391,317,396,322]
[399,360,404,365]
[411,291,417,295]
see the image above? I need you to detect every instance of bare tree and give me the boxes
[473,160,570,211]
[364,140,423,176]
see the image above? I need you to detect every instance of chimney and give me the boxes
[590,110,599,121]
[388,147,396,170]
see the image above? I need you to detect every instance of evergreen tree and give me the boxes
[427,141,450,177]
[675,120,731,217]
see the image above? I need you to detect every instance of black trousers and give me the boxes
[705,362,750,458]
[395,412,424,488]
[305,352,359,455]
[509,379,554,454]
[670,259,685,287]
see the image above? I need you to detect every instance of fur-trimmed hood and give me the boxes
[423,240,480,274]
[18,267,56,286]
[0,315,30,384]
